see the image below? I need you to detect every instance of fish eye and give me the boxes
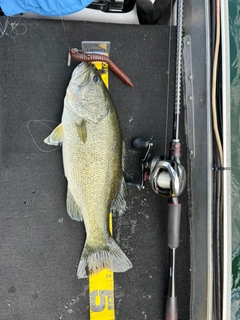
[93,75,101,83]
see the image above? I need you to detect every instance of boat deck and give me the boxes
[0,19,190,319]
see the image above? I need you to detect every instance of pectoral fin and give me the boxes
[44,123,64,146]
[76,120,87,144]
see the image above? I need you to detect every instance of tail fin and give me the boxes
[77,237,132,279]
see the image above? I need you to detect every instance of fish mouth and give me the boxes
[73,62,92,77]
[71,62,94,86]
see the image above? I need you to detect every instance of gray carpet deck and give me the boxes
[0,18,190,320]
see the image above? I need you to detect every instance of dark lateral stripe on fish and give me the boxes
[69,49,134,87]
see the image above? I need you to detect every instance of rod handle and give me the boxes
[165,296,178,320]
[168,203,181,249]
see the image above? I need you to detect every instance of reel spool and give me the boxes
[131,137,186,198]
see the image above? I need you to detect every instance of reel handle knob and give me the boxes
[132,137,149,150]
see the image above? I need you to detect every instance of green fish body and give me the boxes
[45,62,132,278]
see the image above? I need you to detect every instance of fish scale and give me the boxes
[63,113,119,238]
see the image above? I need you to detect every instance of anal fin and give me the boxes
[111,176,127,215]
[66,188,83,222]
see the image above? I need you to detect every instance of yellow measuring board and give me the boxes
[93,61,109,88]
[89,60,114,320]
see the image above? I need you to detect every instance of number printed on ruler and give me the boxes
[90,290,114,312]
[89,268,115,319]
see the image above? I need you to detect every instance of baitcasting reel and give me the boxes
[130,137,186,198]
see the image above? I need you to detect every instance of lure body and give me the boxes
[69,49,134,87]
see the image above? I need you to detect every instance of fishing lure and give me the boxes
[69,48,134,87]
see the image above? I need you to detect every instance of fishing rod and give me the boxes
[129,0,186,318]
[164,6,185,319]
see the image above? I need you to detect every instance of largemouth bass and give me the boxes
[44,62,132,278]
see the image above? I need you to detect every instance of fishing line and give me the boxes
[27,120,61,153]
[164,0,173,159]
[55,0,71,50]
[60,16,71,50]
[0,16,27,39]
